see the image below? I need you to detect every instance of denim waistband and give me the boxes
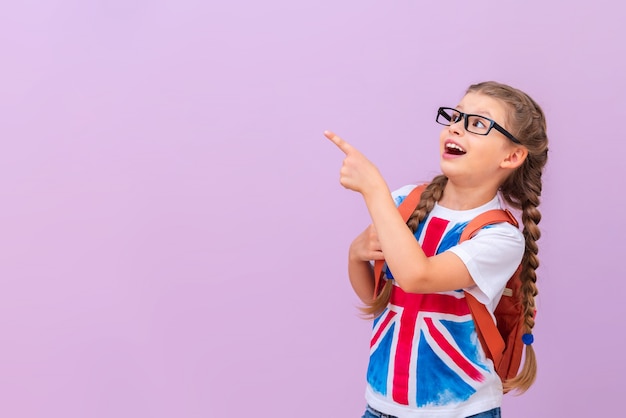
[366,405,398,418]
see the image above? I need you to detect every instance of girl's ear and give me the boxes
[501,146,528,170]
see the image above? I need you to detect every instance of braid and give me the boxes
[360,175,448,318]
[406,175,448,232]
[469,81,549,393]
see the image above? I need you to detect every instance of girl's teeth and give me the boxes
[446,143,466,153]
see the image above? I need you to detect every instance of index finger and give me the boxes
[324,130,353,154]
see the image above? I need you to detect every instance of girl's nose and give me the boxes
[448,116,465,135]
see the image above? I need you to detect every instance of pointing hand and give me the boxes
[324,130,386,195]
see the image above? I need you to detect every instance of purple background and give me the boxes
[1,1,624,417]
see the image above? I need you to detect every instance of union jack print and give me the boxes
[366,216,491,407]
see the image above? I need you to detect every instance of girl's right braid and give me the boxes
[501,160,545,393]
[498,197,541,393]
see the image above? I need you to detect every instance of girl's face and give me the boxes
[439,92,519,186]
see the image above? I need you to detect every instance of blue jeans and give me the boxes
[362,405,501,418]
[468,407,501,418]
[362,405,396,418]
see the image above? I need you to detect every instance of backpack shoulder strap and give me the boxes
[460,209,518,242]
[461,208,519,369]
[372,184,427,298]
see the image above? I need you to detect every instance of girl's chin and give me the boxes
[440,161,465,178]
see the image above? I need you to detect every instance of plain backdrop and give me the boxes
[1,1,624,417]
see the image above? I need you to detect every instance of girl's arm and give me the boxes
[326,131,474,294]
[347,225,382,303]
[362,186,474,293]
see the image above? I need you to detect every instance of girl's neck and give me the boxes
[437,182,500,211]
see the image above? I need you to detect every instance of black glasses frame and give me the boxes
[436,107,521,144]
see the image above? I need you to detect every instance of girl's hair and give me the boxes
[361,81,549,394]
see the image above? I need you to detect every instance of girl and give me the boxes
[325,81,548,418]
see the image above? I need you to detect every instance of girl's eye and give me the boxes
[470,116,489,131]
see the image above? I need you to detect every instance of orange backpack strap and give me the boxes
[372,184,427,299]
[459,209,518,242]
[460,209,518,370]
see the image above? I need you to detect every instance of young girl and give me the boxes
[325,81,548,418]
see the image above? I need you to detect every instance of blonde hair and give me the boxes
[361,81,549,394]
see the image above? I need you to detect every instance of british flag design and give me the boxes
[366,216,492,408]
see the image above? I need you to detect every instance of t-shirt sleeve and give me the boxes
[447,223,525,309]
[391,184,418,208]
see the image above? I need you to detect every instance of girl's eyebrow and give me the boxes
[455,105,493,118]
[461,107,494,118]
[474,109,493,117]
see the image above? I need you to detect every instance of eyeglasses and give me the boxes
[435,107,521,144]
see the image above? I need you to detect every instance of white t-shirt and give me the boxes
[364,185,525,418]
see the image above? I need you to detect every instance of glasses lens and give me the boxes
[437,108,461,125]
[466,115,492,135]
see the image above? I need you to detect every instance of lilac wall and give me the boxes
[1,1,623,417]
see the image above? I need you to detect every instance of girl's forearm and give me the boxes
[348,255,376,304]
[362,187,429,291]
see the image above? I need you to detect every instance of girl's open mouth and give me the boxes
[445,142,466,156]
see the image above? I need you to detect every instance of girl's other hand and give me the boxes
[324,130,386,196]
[349,224,384,262]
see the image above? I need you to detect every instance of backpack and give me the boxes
[372,184,526,386]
